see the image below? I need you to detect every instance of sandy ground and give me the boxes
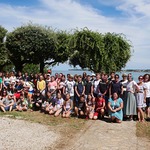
[0,117,149,150]
[67,120,150,150]
[0,117,59,150]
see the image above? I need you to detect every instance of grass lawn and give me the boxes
[0,110,86,130]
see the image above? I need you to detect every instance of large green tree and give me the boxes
[0,26,10,70]
[5,24,56,73]
[69,28,131,73]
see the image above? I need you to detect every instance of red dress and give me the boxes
[94,97,105,116]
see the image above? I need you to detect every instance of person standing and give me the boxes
[136,76,147,122]
[120,73,128,118]
[74,75,85,107]
[37,75,46,96]
[109,74,123,98]
[125,73,139,121]
[143,74,150,120]
[93,73,101,98]
[85,75,93,98]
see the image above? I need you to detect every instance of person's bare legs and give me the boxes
[116,118,122,123]
[75,107,79,116]
[54,109,62,117]
[0,106,6,112]
[89,112,94,119]
[66,111,71,118]
[9,105,13,111]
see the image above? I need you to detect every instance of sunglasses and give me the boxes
[139,78,143,80]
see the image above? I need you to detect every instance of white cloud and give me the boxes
[0,0,149,69]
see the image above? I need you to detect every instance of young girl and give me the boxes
[16,94,28,111]
[86,94,95,119]
[62,93,73,118]
[93,93,105,120]
[44,91,56,115]
[54,93,64,117]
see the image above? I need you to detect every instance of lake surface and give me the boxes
[51,70,150,82]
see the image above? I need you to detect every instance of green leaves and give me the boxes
[0,26,10,70]
[1,24,131,73]
[69,28,132,73]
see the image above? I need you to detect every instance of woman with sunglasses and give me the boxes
[136,76,147,122]
[125,73,139,121]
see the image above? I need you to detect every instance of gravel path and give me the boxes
[0,117,59,150]
[0,117,149,150]
[68,120,150,150]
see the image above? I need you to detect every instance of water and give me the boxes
[51,70,150,82]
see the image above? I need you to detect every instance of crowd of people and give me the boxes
[0,70,150,123]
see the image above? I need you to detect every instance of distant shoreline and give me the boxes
[68,69,150,72]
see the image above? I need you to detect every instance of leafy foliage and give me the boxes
[0,26,10,70]
[5,24,56,72]
[69,28,132,73]
[22,63,40,74]
[5,24,70,73]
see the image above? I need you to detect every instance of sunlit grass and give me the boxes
[0,111,86,130]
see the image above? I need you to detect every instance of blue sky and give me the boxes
[0,0,150,70]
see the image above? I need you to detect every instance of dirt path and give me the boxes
[67,120,150,150]
[0,117,149,150]
[0,117,60,150]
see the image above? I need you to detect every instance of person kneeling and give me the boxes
[62,94,73,118]
[54,93,64,117]
[108,92,123,123]
[75,95,86,118]
[93,93,105,120]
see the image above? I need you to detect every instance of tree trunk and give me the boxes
[15,63,23,72]
[40,61,45,74]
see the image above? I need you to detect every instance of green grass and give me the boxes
[0,110,86,130]
[136,121,150,139]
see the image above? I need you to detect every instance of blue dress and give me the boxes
[108,98,123,121]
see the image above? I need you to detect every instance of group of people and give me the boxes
[0,70,150,123]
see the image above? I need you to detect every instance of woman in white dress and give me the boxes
[136,76,146,122]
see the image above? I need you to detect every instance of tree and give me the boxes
[0,26,10,70]
[5,24,56,73]
[50,30,71,65]
[69,28,131,73]
[103,32,131,73]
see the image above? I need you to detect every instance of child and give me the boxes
[86,94,95,119]
[16,94,28,111]
[75,94,86,118]
[62,93,73,118]
[54,93,64,117]
[94,93,105,120]
[32,90,45,111]
[44,91,56,114]
[0,92,15,112]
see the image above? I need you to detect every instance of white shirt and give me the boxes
[66,80,75,96]
[144,81,150,97]
[24,82,33,92]
[93,79,100,94]
[126,80,138,92]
